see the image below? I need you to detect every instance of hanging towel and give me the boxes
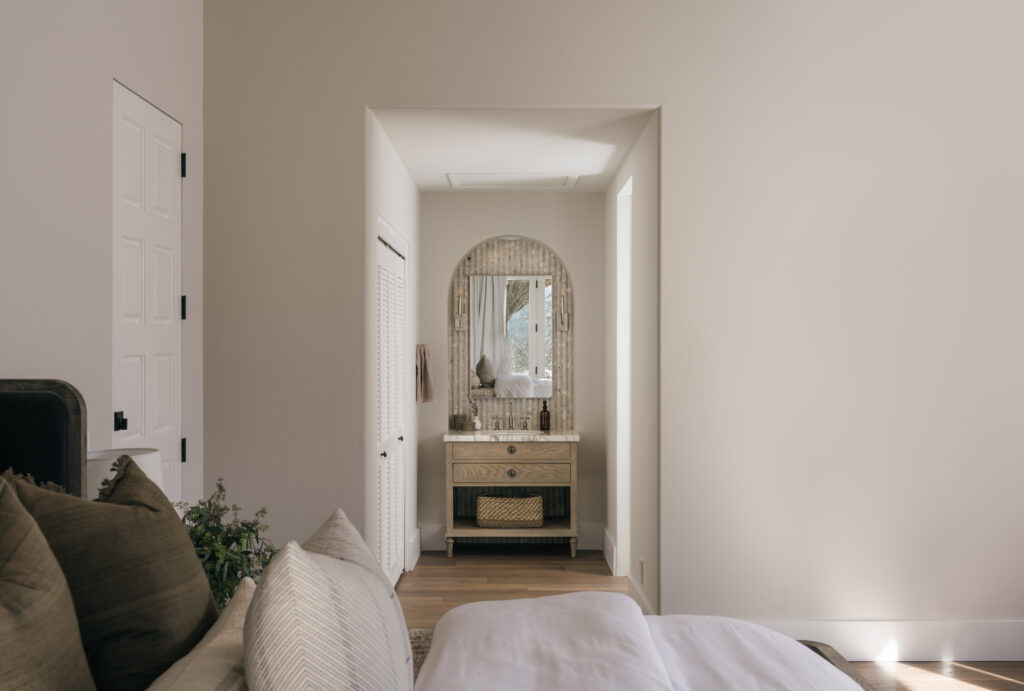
[416,344,435,403]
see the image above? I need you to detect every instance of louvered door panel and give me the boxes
[376,237,406,586]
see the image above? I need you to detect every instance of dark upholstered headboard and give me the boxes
[0,379,87,496]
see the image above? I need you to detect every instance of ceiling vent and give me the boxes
[447,173,580,189]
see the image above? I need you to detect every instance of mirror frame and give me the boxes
[448,236,574,431]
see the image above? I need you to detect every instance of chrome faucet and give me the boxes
[507,402,514,430]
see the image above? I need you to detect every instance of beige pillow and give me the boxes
[245,509,413,691]
[301,507,386,580]
[147,577,256,691]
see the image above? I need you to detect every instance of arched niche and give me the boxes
[448,235,575,431]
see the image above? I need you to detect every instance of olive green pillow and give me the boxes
[0,478,96,691]
[7,458,218,691]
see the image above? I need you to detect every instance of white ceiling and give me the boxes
[373,108,655,192]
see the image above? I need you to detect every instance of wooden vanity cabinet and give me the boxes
[445,439,578,558]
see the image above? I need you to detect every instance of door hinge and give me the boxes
[181,295,186,320]
[180,152,186,178]
[181,437,187,463]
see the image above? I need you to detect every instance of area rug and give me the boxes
[409,628,433,680]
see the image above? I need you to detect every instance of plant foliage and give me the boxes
[177,479,276,609]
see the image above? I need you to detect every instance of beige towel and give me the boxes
[416,344,435,403]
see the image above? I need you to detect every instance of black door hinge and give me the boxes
[181,437,187,463]
[180,153,186,178]
[181,295,186,320]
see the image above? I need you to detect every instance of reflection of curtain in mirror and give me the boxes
[470,275,506,377]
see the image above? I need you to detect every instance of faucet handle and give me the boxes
[493,416,502,430]
[521,416,529,430]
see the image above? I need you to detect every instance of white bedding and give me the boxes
[495,374,534,398]
[415,592,861,691]
[647,614,861,691]
[494,375,554,398]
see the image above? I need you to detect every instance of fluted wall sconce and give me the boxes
[454,286,467,331]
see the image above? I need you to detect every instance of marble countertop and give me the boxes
[444,430,580,442]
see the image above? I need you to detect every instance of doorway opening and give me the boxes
[366,107,660,611]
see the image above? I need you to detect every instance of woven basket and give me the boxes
[476,493,543,528]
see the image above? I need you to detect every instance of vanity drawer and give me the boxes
[453,462,570,484]
[451,442,570,460]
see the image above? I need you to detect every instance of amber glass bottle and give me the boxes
[539,400,550,431]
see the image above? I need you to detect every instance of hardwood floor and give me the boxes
[851,661,1024,690]
[398,547,1024,690]
[396,546,634,629]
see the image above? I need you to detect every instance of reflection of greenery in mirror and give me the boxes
[506,279,530,374]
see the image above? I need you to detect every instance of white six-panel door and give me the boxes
[376,235,406,586]
[112,82,182,501]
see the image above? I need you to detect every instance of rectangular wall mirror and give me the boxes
[469,274,552,399]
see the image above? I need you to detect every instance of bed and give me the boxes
[415,592,872,690]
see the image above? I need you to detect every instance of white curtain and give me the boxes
[470,275,506,377]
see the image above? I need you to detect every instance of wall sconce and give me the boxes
[454,286,467,331]
[558,290,570,331]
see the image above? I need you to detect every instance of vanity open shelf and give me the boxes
[444,432,579,558]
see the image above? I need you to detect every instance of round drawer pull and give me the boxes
[507,445,517,455]
[507,468,517,478]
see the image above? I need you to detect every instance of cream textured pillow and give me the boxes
[147,577,256,691]
[301,507,386,580]
[244,508,413,691]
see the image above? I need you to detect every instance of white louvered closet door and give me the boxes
[376,239,406,586]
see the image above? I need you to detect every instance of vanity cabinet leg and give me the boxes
[569,538,577,559]
[446,538,454,558]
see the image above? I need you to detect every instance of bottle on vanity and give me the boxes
[539,401,550,431]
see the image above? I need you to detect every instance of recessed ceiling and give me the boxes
[373,108,655,192]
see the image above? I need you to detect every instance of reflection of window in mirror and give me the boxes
[504,277,551,377]
[470,275,552,387]
[544,278,552,377]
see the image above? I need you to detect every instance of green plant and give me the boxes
[177,479,276,609]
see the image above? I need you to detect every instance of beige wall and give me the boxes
[417,192,606,549]
[206,0,1024,655]
[0,0,205,500]
[605,113,660,610]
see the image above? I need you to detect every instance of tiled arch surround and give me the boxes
[448,236,574,431]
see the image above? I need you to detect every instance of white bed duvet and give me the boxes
[415,592,861,691]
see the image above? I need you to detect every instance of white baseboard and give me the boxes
[759,619,1024,661]
[629,575,655,615]
[418,522,603,552]
[404,528,421,572]
[603,527,617,574]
